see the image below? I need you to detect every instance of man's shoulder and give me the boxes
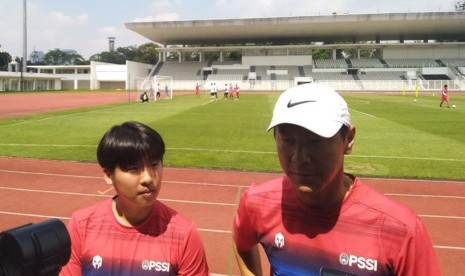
[246,176,287,195]
[71,199,112,220]
[68,199,114,232]
[353,179,420,229]
[153,200,196,230]
[241,176,293,208]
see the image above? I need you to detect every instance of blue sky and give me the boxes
[0,0,457,59]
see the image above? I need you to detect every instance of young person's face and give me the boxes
[104,161,163,208]
[275,124,354,207]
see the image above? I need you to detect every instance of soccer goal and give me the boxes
[136,75,173,101]
[152,75,173,101]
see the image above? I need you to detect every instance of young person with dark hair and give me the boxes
[61,121,209,276]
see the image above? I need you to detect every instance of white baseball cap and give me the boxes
[267,83,351,138]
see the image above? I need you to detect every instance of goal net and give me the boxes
[137,75,173,101]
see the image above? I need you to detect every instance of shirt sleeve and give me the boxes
[59,215,82,276]
[177,222,209,276]
[233,189,259,251]
[394,216,441,276]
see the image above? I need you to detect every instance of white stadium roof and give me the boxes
[125,12,465,46]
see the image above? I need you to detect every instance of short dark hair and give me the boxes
[339,124,350,139]
[97,121,165,173]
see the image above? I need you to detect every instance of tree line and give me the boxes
[1,1,464,71]
[0,42,160,71]
[0,41,239,71]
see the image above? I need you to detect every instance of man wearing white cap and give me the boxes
[233,84,440,275]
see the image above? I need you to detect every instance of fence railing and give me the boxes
[148,79,465,93]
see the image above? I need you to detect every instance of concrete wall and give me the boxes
[126,61,153,90]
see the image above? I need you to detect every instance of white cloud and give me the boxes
[133,12,181,22]
[151,0,172,11]
[48,11,88,25]
[133,16,157,22]
[154,12,182,21]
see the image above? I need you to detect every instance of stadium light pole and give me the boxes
[127,73,131,102]
[23,0,27,73]
[21,0,27,91]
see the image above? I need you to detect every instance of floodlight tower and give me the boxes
[22,0,27,73]
[108,37,116,52]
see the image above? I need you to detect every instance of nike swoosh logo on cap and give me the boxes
[287,100,316,108]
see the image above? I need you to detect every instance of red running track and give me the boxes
[0,157,464,275]
[0,92,137,119]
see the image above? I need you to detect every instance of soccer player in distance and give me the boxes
[439,84,450,108]
[60,121,209,275]
[233,83,440,275]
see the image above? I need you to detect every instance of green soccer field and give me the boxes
[0,91,464,180]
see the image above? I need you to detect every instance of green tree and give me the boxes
[90,46,137,64]
[43,48,84,65]
[224,50,242,61]
[135,43,159,64]
[116,45,137,61]
[0,51,12,71]
[311,49,331,60]
[202,51,220,62]
[455,1,465,10]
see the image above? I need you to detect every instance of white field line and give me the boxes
[420,214,465,220]
[0,110,98,127]
[3,169,465,191]
[349,108,377,118]
[386,193,465,200]
[0,169,250,188]
[0,105,127,127]
[433,245,465,251]
[0,186,235,206]
[0,169,101,179]
[361,177,465,185]
[0,144,464,162]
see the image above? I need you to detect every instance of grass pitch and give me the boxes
[0,91,464,180]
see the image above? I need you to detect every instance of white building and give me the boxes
[0,60,152,92]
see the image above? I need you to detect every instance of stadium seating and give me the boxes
[150,57,464,91]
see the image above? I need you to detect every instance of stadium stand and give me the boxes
[350,59,384,68]
[148,55,465,92]
[3,12,464,92]
[314,59,349,69]
[156,61,207,80]
[384,58,440,68]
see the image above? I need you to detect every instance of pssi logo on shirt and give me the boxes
[339,253,378,271]
[141,260,170,272]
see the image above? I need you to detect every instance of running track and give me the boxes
[0,92,464,275]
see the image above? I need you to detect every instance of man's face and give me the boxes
[104,161,163,208]
[275,124,352,206]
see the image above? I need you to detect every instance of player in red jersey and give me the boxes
[440,84,450,108]
[60,121,208,276]
[234,83,240,100]
[195,82,200,98]
[233,83,440,276]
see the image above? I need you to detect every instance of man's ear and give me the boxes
[344,125,356,154]
[102,168,113,185]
